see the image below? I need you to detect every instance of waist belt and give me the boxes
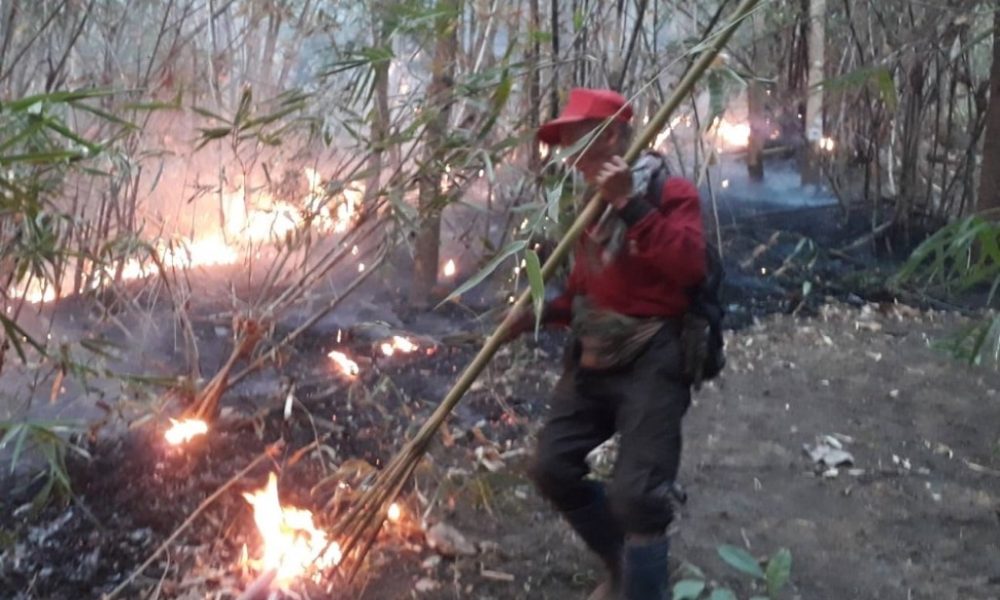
[571,297,671,370]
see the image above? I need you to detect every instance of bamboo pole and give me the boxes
[326,0,764,576]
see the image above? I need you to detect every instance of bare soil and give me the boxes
[2,302,999,600]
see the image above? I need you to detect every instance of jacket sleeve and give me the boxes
[615,176,706,287]
[543,253,585,327]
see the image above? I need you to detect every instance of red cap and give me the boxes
[537,88,633,146]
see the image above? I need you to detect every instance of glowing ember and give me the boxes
[164,418,209,445]
[387,502,402,523]
[819,136,836,152]
[443,259,456,278]
[328,350,360,377]
[242,473,342,585]
[381,336,419,357]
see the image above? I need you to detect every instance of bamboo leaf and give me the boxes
[718,545,765,579]
[441,240,527,305]
[1,150,86,164]
[672,579,706,600]
[9,426,28,474]
[191,105,231,123]
[525,250,545,336]
[708,589,737,600]
[765,548,792,596]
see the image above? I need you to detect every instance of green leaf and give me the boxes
[708,71,727,124]
[440,240,527,305]
[802,280,813,297]
[708,589,737,600]
[679,562,705,580]
[529,29,553,44]
[1,150,86,164]
[525,250,545,336]
[718,544,765,579]
[766,548,792,596]
[672,579,706,600]
[10,426,28,474]
[874,68,898,112]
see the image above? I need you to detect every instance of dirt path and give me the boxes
[363,303,1000,600]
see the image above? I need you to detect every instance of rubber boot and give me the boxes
[561,482,624,594]
[621,536,670,600]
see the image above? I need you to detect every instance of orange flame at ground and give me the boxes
[380,336,418,357]
[327,350,360,377]
[164,418,209,445]
[242,473,342,586]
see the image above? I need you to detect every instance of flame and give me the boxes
[819,136,836,152]
[654,115,685,150]
[387,502,402,523]
[242,473,342,585]
[10,169,364,304]
[8,280,57,304]
[443,259,456,278]
[381,336,418,357]
[164,418,209,445]
[327,350,360,377]
[714,118,750,148]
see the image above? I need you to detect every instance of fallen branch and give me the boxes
[102,443,284,600]
[321,0,765,580]
[229,243,388,388]
[836,219,894,253]
[186,315,266,421]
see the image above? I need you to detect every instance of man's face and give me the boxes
[558,120,621,184]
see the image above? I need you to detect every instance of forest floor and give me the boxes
[2,297,999,600]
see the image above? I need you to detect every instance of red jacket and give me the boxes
[547,176,706,325]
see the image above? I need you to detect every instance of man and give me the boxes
[505,88,706,600]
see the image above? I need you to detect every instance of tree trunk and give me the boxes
[747,82,766,181]
[801,0,825,185]
[549,0,560,120]
[409,0,460,307]
[528,0,541,171]
[366,1,392,206]
[978,6,1000,213]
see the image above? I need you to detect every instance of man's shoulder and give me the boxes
[661,176,699,201]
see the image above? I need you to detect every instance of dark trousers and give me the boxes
[529,324,690,535]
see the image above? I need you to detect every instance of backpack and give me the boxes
[642,152,726,388]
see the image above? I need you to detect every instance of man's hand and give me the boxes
[595,156,632,210]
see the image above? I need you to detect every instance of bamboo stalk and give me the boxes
[327,0,763,574]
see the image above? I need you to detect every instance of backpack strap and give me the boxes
[642,151,671,210]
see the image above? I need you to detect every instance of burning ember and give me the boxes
[242,473,342,585]
[387,502,402,523]
[381,336,418,357]
[327,350,360,377]
[819,136,836,152]
[443,259,456,278]
[164,418,209,445]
